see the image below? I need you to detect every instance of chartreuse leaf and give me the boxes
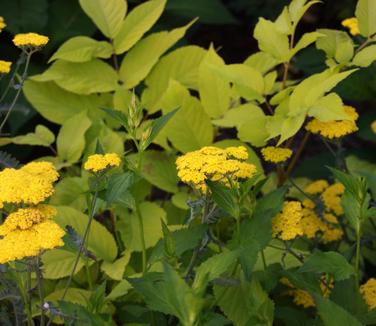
[356,0,376,37]
[289,0,321,26]
[101,250,131,280]
[143,45,206,113]
[23,80,109,124]
[214,277,274,326]
[119,20,195,89]
[244,51,280,74]
[0,125,55,147]
[212,103,261,128]
[308,93,349,122]
[55,206,118,262]
[316,29,354,64]
[353,45,376,67]
[114,0,167,54]
[31,59,118,95]
[299,251,354,281]
[119,202,166,251]
[57,111,91,163]
[254,18,290,62]
[198,45,231,118]
[49,36,113,63]
[79,0,127,38]
[129,265,205,325]
[315,295,363,326]
[290,32,323,58]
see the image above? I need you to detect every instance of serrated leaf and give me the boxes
[0,125,55,147]
[206,180,239,218]
[101,250,131,280]
[106,172,135,205]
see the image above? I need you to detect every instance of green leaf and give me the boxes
[278,113,306,145]
[55,206,118,261]
[212,103,262,128]
[79,0,127,38]
[289,0,321,25]
[119,20,195,89]
[107,280,132,300]
[101,107,129,129]
[206,180,239,218]
[57,111,91,163]
[101,250,131,280]
[307,93,348,121]
[143,45,206,113]
[198,45,231,118]
[356,0,376,37]
[253,18,290,62]
[114,0,167,54]
[49,36,113,63]
[299,251,354,281]
[0,125,55,147]
[119,202,166,251]
[23,80,109,124]
[46,288,91,306]
[106,172,135,205]
[244,51,280,74]
[315,296,363,326]
[290,32,323,58]
[31,59,118,95]
[352,45,376,67]
[42,249,85,279]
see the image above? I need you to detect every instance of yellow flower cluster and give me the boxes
[0,16,5,31]
[0,162,59,208]
[261,146,293,163]
[272,201,303,240]
[341,17,360,36]
[13,32,49,48]
[360,278,376,310]
[0,60,11,74]
[305,106,359,139]
[176,146,257,192]
[371,120,376,134]
[84,153,121,173]
[281,276,333,308]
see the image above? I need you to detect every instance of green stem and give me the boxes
[135,201,147,275]
[0,53,24,104]
[261,250,267,270]
[0,52,32,134]
[355,230,361,288]
[35,256,45,326]
[84,259,93,290]
[26,262,34,326]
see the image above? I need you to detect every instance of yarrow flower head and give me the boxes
[261,146,292,163]
[341,17,360,36]
[176,146,257,192]
[305,106,359,139]
[13,33,49,49]
[360,278,376,310]
[0,17,6,31]
[0,60,11,74]
[0,161,59,208]
[272,201,303,240]
[371,120,376,134]
[84,153,121,173]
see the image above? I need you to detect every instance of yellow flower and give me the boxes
[342,17,360,36]
[304,180,329,194]
[272,201,303,240]
[261,146,292,163]
[0,220,64,264]
[13,33,49,48]
[0,60,11,74]
[321,183,345,215]
[0,161,59,208]
[361,278,376,310]
[371,120,376,134]
[301,208,326,239]
[176,146,256,192]
[84,153,121,173]
[305,106,358,139]
[0,16,6,31]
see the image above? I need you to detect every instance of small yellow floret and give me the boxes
[371,121,376,134]
[361,278,376,310]
[321,183,345,215]
[261,146,292,163]
[0,17,6,31]
[341,17,360,36]
[272,201,303,240]
[306,106,358,139]
[13,33,49,48]
[0,60,11,74]
[84,153,121,173]
[304,180,329,194]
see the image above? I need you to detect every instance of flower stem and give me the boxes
[355,230,361,288]
[135,201,147,275]
[26,262,34,326]
[35,255,45,326]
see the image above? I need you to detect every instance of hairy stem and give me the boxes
[35,256,45,326]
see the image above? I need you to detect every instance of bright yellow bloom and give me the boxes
[272,201,303,240]
[0,206,56,235]
[0,162,59,208]
[361,278,376,310]
[0,220,64,264]
[0,17,6,31]
[304,180,329,194]
[342,17,360,36]
[0,60,11,74]
[13,33,49,48]
[261,146,292,163]
[321,183,345,215]
[84,153,121,173]
[301,207,326,239]
[306,106,358,139]
[371,121,376,134]
[176,146,256,192]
